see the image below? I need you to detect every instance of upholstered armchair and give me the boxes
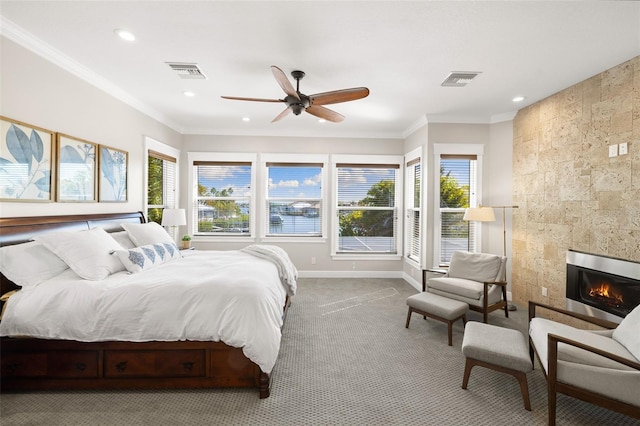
[528,301,640,425]
[426,251,508,323]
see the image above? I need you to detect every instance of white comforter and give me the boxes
[0,250,292,374]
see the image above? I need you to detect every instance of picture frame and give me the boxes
[56,133,97,202]
[98,145,128,202]
[0,116,55,202]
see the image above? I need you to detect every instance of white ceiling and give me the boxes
[1,1,639,139]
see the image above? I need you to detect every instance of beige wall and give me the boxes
[0,37,183,218]
[512,56,640,311]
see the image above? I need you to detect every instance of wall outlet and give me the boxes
[619,142,628,155]
[542,287,548,297]
[608,144,618,157]
[311,256,316,265]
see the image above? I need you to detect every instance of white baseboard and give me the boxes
[298,270,404,279]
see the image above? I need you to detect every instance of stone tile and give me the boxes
[513,56,640,317]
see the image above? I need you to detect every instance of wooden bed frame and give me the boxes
[0,211,285,398]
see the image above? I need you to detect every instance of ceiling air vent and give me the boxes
[441,71,481,87]
[166,62,207,79]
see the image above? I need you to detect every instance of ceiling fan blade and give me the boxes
[305,105,344,122]
[271,66,300,100]
[221,96,282,103]
[272,107,292,123]
[309,87,369,106]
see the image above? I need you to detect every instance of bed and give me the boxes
[0,211,293,398]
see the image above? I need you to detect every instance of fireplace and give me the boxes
[566,250,640,323]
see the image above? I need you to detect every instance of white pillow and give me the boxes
[0,241,69,287]
[35,228,125,281]
[121,222,175,246]
[111,230,137,249]
[114,242,181,273]
[612,304,640,360]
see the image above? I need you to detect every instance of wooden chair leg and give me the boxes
[461,358,473,389]
[405,308,412,328]
[548,378,557,426]
[516,371,531,411]
[447,321,453,346]
[503,287,509,318]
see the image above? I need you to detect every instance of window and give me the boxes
[334,156,403,255]
[434,145,483,264]
[147,149,177,225]
[193,161,253,236]
[405,149,421,264]
[265,161,324,238]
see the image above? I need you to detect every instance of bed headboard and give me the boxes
[0,211,146,294]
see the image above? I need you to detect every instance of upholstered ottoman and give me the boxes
[461,322,533,410]
[405,292,469,346]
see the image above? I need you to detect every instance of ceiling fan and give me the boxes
[221,66,369,123]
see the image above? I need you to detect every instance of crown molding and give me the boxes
[0,17,184,133]
[401,114,428,138]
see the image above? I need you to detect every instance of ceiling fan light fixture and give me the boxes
[221,65,369,123]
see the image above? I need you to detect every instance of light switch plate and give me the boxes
[619,142,628,155]
[609,144,618,157]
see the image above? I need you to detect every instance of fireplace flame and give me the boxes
[588,283,624,305]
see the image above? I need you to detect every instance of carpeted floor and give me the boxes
[1,278,637,425]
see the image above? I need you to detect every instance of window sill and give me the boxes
[260,236,327,243]
[331,254,402,261]
[193,236,255,243]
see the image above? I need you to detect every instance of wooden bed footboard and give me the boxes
[0,211,285,398]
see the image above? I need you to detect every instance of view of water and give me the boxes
[268,215,321,235]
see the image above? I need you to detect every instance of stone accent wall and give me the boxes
[512,56,640,314]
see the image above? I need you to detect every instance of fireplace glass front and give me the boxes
[566,250,640,323]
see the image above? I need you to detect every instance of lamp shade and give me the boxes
[463,206,496,222]
[161,208,186,226]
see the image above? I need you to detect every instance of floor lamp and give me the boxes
[463,204,519,310]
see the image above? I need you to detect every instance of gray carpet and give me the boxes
[1,278,638,425]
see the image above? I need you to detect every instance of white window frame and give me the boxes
[331,154,403,260]
[187,152,257,242]
[260,153,328,242]
[144,136,180,224]
[432,144,484,266]
[404,147,422,267]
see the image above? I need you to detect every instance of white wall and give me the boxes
[0,37,182,218]
[0,37,515,280]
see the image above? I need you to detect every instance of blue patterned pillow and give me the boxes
[114,242,182,273]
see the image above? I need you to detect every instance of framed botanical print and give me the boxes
[0,116,55,202]
[98,145,128,202]
[57,133,97,202]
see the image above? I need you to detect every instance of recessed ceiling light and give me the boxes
[242,117,250,122]
[114,29,136,42]
[512,96,525,103]
[183,91,195,97]
[318,119,326,124]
